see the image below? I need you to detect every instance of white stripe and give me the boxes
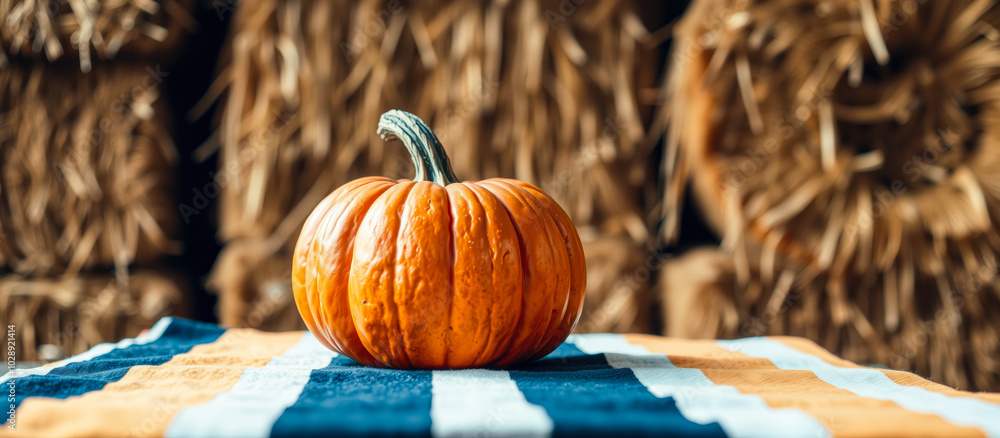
[431,369,552,438]
[570,334,829,438]
[718,338,1000,437]
[0,317,174,384]
[165,332,337,438]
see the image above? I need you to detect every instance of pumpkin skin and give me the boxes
[292,110,586,369]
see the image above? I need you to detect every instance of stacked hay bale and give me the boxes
[0,270,187,361]
[0,1,194,361]
[204,0,669,332]
[0,0,195,70]
[662,0,1000,390]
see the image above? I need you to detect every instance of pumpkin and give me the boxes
[292,110,587,369]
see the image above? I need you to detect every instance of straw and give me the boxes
[0,269,188,361]
[0,62,181,277]
[0,0,196,71]
[203,0,665,331]
[662,0,1000,390]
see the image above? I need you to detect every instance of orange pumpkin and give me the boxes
[292,110,586,369]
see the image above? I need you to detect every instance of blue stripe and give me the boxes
[270,356,433,437]
[14,318,224,408]
[536,341,594,360]
[508,343,728,437]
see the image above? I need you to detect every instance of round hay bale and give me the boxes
[0,0,196,71]
[0,62,180,277]
[663,0,1000,390]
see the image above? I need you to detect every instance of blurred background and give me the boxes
[1,0,998,392]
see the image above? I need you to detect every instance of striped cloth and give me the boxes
[4,318,1000,437]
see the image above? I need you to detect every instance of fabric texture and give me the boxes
[3,317,1000,437]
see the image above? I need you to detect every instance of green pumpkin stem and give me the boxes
[377,110,460,185]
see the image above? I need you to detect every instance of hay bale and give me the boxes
[660,247,741,340]
[203,0,667,333]
[661,0,1000,390]
[0,62,180,277]
[661,247,1000,391]
[0,0,196,71]
[203,0,661,243]
[0,269,188,361]
[575,236,658,334]
[207,239,303,331]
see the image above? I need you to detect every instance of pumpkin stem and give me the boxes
[377,110,460,185]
